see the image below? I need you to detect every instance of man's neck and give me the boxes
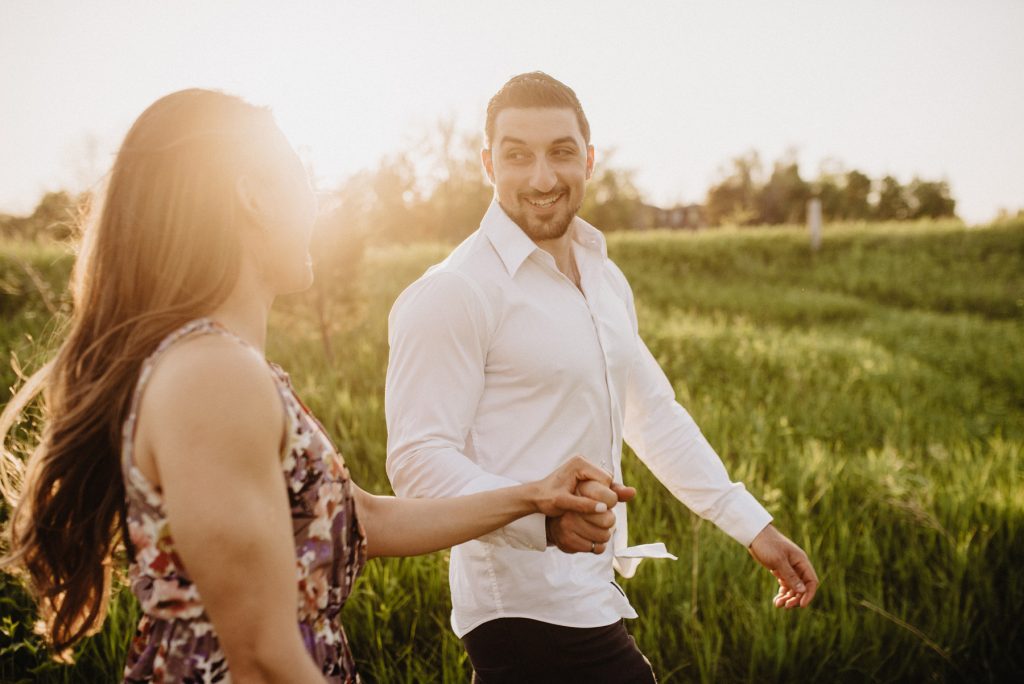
[534,230,578,283]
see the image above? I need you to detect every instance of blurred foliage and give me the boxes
[0,192,90,242]
[706,149,957,226]
[1,123,969,247]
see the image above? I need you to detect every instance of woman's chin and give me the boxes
[275,266,315,296]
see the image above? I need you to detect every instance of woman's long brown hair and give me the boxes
[0,89,277,652]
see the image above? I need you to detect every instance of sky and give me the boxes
[2,0,1022,225]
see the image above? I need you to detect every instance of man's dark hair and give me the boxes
[485,71,591,148]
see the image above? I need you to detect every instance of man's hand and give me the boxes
[748,524,819,608]
[532,455,617,517]
[546,479,636,554]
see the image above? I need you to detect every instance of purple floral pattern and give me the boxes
[120,319,367,683]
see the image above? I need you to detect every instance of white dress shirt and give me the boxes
[385,200,773,637]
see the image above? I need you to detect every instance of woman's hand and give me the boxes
[539,461,638,554]
[530,455,636,517]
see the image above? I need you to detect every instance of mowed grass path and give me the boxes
[2,219,1022,682]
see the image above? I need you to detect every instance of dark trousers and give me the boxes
[462,617,657,683]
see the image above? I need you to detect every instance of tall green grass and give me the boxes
[2,219,1022,682]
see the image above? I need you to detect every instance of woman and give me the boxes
[0,89,632,682]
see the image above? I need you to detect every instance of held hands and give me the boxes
[748,524,820,609]
[532,455,631,517]
[539,456,636,555]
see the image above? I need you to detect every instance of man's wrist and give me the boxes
[747,522,776,550]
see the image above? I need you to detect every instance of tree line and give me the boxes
[705,149,956,226]
[1,124,965,244]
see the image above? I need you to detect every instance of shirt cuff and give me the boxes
[494,512,548,551]
[709,486,774,547]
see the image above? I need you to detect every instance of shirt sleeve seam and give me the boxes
[436,267,498,342]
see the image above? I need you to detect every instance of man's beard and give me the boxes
[501,192,582,241]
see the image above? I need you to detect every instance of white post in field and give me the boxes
[807,198,822,251]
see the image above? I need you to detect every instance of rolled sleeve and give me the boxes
[385,270,547,551]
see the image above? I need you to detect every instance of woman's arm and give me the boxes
[354,455,635,559]
[139,336,325,684]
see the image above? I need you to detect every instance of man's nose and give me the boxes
[529,158,557,193]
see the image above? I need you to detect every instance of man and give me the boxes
[385,72,818,682]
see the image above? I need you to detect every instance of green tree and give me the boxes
[758,153,809,224]
[907,178,956,219]
[413,118,493,242]
[841,170,872,221]
[580,155,647,231]
[875,175,910,221]
[705,150,762,226]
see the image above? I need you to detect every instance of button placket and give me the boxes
[574,244,619,477]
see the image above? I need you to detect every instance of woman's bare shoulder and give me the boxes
[135,333,285,470]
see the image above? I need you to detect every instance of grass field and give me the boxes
[2,218,1022,682]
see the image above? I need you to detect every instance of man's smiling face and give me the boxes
[482,107,594,242]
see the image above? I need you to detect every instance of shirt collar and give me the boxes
[482,199,608,277]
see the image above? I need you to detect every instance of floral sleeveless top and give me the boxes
[120,318,367,683]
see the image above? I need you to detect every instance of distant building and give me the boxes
[644,203,707,230]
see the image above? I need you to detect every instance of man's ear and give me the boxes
[585,145,595,181]
[481,147,496,185]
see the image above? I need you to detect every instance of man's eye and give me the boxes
[506,151,528,161]
[553,148,575,157]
